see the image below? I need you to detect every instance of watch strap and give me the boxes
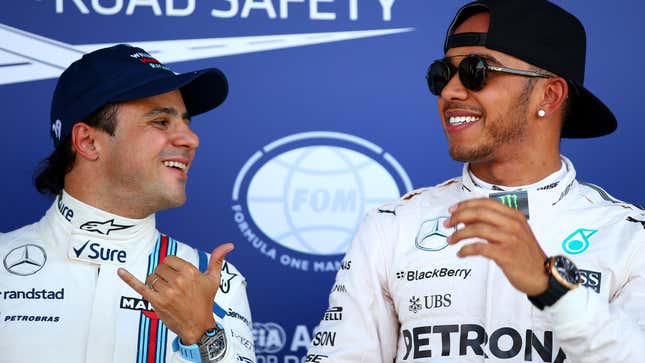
[172,337,202,363]
[528,273,570,310]
[172,323,225,363]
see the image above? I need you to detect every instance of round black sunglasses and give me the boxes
[426,54,552,96]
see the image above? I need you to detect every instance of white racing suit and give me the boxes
[0,191,255,363]
[307,156,645,362]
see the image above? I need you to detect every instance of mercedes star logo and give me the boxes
[415,217,454,252]
[3,244,47,276]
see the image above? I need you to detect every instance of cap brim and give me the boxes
[111,68,228,116]
[179,68,228,116]
[561,84,617,138]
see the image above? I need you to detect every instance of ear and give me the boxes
[71,122,101,161]
[538,77,568,118]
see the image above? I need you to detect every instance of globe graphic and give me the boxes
[246,145,401,255]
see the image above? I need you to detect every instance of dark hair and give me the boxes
[560,83,575,133]
[34,103,119,196]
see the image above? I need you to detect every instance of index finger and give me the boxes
[446,202,510,229]
[117,267,158,301]
[450,197,524,218]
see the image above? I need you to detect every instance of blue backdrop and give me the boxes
[1,1,643,362]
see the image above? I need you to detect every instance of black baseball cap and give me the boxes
[50,44,228,147]
[443,0,617,138]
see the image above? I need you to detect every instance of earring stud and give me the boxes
[537,109,546,117]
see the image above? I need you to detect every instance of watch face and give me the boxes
[205,332,227,361]
[554,255,580,284]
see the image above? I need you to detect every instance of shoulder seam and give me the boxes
[579,182,644,210]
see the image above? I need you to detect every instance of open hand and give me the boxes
[118,243,234,344]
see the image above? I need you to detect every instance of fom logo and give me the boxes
[231,131,411,272]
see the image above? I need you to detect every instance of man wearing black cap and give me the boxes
[0,44,255,363]
[307,1,644,362]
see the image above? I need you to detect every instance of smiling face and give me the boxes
[438,12,537,163]
[98,89,199,215]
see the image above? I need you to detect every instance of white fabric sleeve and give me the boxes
[548,241,645,362]
[217,275,255,363]
[307,212,399,363]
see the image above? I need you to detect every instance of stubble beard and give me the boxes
[147,179,188,212]
[112,170,188,216]
[448,80,534,162]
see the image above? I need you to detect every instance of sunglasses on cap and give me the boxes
[426,54,552,96]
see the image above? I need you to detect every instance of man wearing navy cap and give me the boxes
[308,1,644,362]
[0,44,255,363]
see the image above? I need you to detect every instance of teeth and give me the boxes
[163,161,187,170]
[448,116,480,125]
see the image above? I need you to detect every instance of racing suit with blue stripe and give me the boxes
[0,191,255,363]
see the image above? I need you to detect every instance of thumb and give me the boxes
[204,243,235,281]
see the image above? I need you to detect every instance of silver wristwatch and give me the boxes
[173,325,227,363]
[198,327,227,362]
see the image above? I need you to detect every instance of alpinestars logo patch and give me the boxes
[79,219,133,235]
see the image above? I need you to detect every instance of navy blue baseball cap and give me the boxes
[50,44,228,147]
